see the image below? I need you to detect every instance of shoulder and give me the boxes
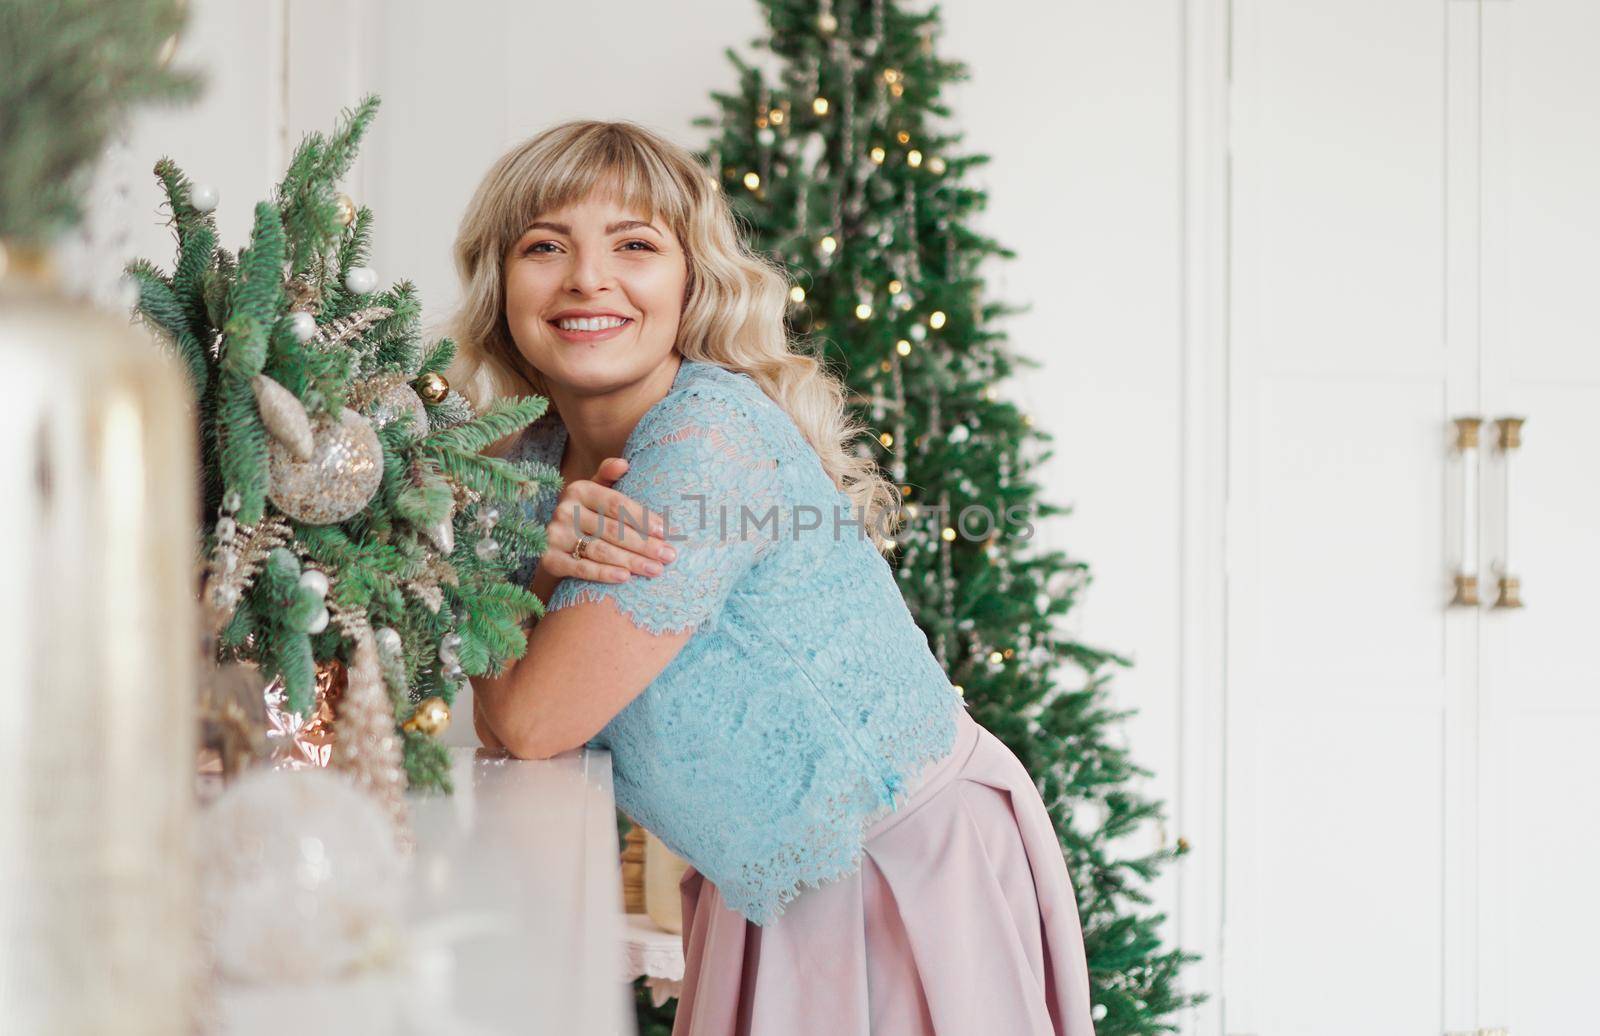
[626,359,783,456]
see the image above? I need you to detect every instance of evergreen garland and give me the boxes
[125,96,556,793]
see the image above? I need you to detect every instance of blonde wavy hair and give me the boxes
[445,119,901,549]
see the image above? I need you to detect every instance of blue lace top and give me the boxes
[505,357,964,926]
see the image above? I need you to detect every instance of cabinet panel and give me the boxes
[1477,2,1600,1031]
[1226,2,1470,1033]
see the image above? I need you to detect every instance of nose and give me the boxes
[563,243,613,297]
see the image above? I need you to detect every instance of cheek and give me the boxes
[503,269,548,318]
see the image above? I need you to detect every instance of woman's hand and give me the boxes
[538,457,678,585]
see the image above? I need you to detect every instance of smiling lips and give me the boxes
[548,315,634,342]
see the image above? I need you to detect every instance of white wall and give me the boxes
[73,0,1213,1029]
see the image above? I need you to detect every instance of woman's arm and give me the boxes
[473,559,694,759]
[473,456,675,755]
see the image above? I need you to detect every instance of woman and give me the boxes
[456,120,1095,1036]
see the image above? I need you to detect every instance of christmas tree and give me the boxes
[123,95,552,797]
[637,1,1202,1031]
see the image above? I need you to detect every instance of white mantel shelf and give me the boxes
[216,744,636,1036]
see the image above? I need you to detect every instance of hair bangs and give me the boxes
[495,128,690,256]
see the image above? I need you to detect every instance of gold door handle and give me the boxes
[1450,417,1483,607]
[1491,416,1525,609]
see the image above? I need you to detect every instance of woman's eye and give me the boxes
[521,239,655,256]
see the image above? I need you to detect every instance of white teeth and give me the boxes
[556,316,629,331]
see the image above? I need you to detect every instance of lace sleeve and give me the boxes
[544,392,782,636]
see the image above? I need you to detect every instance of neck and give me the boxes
[548,353,683,476]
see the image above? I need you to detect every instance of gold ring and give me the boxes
[572,536,591,561]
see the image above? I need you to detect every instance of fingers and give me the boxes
[543,489,678,584]
[592,456,629,488]
[562,479,669,550]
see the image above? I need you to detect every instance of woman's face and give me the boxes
[502,190,688,395]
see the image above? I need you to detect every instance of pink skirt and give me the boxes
[672,705,1097,1036]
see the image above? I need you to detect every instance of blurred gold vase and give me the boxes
[0,241,201,1033]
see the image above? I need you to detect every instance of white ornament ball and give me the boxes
[267,407,384,524]
[909,323,928,342]
[197,768,405,982]
[190,183,219,213]
[947,424,970,444]
[297,569,330,598]
[306,606,330,636]
[757,127,776,146]
[343,266,378,295]
[375,627,402,657]
[288,310,317,342]
[1092,1004,1108,1022]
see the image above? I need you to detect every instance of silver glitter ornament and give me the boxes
[267,407,383,524]
[366,382,430,436]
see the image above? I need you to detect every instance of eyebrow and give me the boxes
[522,218,662,236]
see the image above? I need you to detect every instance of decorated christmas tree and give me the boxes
[124,95,552,799]
[633,0,1203,1031]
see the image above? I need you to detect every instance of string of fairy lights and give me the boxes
[700,0,1064,689]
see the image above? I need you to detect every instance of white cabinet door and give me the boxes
[1476,2,1600,1033]
[1225,2,1479,1032]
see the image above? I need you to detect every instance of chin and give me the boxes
[537,347,663,396]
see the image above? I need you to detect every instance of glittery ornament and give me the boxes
[267,407,382,524]
[401,696,451,737]
[331,625,411,850]
[423,511,455,555]
[334,193,357,227]
[250,374,313,461]
[366,381,430,435]
[414,371,449,404]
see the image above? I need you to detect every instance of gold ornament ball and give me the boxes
[818,11,837,32]
[335,193,358,227]
[415,372,450,404]
[403,696,451,737]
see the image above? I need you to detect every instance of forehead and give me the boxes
[527,192,662,230]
